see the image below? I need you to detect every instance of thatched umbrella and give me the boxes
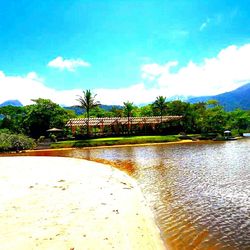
[46,128,63,132]
[46,128,63,142]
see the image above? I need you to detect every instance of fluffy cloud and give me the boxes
[0,71,82,106]
[141,44,250,97]
[141,61,178,80]
[0,71,159,106]
[94,83,161,105]
[48,56,90,71]
[1,44,250,106]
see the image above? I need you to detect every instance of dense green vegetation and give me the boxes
[0,129,35,152]
[0,98,75,138]
[0,90,250,152]
[0,99,75,151]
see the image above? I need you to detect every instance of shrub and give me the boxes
[0,133,12,151]
[37,135,45,143]
[0,128,11,134]
[50,134,57,142]
[0,132,36,152]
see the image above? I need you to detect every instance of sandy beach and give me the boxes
[0,156,165,250]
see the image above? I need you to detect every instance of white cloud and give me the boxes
[94,83,161,105]
[0,71,160,106]
[26,72,38,79]
[141,61,178,81]
[47,56,91,71]
[0,72,82,106]
[141,44,250,98]
[1,44,250,107]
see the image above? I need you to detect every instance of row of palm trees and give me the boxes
[76,89,168,135]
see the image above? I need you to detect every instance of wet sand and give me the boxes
[0,156,165,250]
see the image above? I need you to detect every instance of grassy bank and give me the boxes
[51,135,180,149]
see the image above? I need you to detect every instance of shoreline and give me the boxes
[2,136,247,156]
[0,156,166,250]
[27,139,209,153]
[36,136,248,152]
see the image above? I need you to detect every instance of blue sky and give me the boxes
[1,0,250,105]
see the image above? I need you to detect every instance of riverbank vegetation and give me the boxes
[0,90,250,151]
[0,129,35,152]
[50,135,180,148]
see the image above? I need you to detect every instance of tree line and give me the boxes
[0,90,250,151]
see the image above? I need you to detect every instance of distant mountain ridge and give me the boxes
[64,104,123,115]
[1,83,250,111]
[188,83,250,111]
[0,99,122,114]
[0,100,23,107]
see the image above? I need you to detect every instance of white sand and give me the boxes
[0,156,165,250]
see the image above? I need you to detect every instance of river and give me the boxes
[7,139,250,249]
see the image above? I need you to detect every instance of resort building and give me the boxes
[66,116,182,136]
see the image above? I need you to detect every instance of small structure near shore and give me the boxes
[46,127,64,142]
[224,130,237,140]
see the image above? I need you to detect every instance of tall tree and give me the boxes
[76,90,100,135]
[226,109,250,134]
[110,106,123,117]
[153,96,167,123]
[139,104,154,117]
[23,98,73,138]
[206,99,219,108]
[0,106,25,133]
[202,105,228,134]
[123,101,134,134]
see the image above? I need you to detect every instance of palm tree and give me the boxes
[123,101,134,134]
[76,90,100,135]
[153,96,167,123]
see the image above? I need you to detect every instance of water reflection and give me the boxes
[72,141,249,250]
[8,140,250,249]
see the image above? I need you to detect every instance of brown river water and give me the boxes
[3,139,250,249]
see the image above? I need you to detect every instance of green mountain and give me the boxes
[188,83,250,111]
